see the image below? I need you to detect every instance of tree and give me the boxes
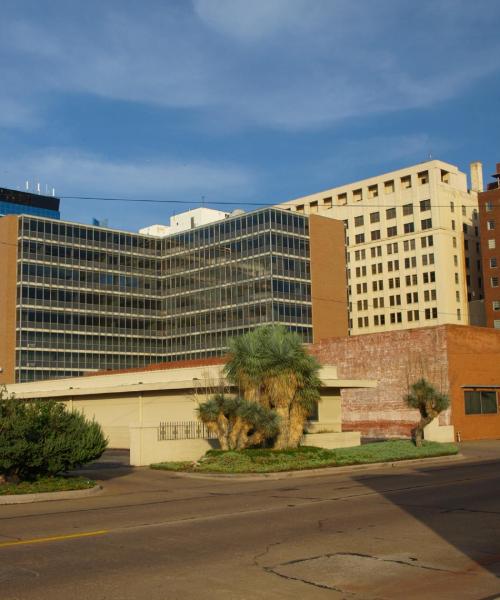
[225,326,322,449]
[0,388,108,482]
[197,393,279,450]
[404,378,450,447]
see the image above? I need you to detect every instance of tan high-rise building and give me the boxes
[277,160,484,335]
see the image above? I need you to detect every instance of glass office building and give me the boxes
[0,187,60,219]
[0,207,346,383]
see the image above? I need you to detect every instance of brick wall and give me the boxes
[310,326,452,439]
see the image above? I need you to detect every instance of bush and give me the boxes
[0,393,108,481]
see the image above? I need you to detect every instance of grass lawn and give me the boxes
[0,476,96,496]
[151,440,459,474]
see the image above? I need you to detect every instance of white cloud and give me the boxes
[0,150,256,229]
[0,1,499,131]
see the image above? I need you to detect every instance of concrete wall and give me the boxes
[130,426,216,466]
[303,431,361,449]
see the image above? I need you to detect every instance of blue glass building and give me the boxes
[0,187,60,219]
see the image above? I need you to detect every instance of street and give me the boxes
[1,442,499,600]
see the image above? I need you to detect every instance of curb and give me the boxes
[0,484,103,505]
[163,453,464,482]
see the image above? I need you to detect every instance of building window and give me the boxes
[296,204,305,213]
[403,239,415,251]
[491,277,499,288]
[462,205,466,216]
[370,211,380,223]
[421,218,432,230]
[489,257,497,268]
[371,229,381,241]
[464,390,498,415]
[404,222,415,234]
[401,175,412,189]
[418,171,429,185]
[355,233,365,244]
[387,226,397,237]
[310,201,318,213]
[323,197,332,208]
[386,208,396,220]
[450,201,455,213]
[354,215,364,227]
[441,170,450,183]
[353,189,363,202]
[384,180,395,194]
[371,246,382,257]
[420,199,431,211]
[487,220,496,231]
[425,307,438,319]
[405,256,417,268]
[486,201,493,212]
[368,185,378,198]
[338,193,347,205]
[488,239,496,250]
[402,203,413,216]
[493,301,500,311]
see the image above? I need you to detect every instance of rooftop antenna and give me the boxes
[25,180,29,191]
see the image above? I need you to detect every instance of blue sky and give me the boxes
[1,0,499,231]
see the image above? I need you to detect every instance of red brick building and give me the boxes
[478,163,500,329]
[311,325,500,441]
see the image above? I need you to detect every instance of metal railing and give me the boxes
[157,421,217,441]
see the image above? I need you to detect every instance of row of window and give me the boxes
[295,170,438,213]
[354,271,437,295]
[352,220,432,245]
[355,306,441,328]
[352,200,431,228]
[353,254,435,278]
[351,236,434,261]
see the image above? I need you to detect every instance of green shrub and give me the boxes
[0,393,108,481]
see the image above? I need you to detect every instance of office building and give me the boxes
[478,162,500,329]
[0,207,347,383]
[0,187,60,219]
[278,160,483,335]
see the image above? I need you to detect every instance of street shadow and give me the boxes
[351,457,500,580]
[70,449,134,482]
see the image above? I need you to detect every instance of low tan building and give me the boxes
[5,359,375,465]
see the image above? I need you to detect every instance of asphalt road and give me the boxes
[1,442,499,600]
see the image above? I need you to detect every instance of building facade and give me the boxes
[0,187,60,219]
[0,208,347,384]
[278,160,483,335]
[478,162,500,329]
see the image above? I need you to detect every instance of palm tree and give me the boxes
[197,393,279,450]
[225,326,322,449]
[404,378,450,447]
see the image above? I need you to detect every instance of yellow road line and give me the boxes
[0,529,109,549]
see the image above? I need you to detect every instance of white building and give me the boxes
[139,207,229,237]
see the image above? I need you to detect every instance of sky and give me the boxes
[1,0,499,231]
